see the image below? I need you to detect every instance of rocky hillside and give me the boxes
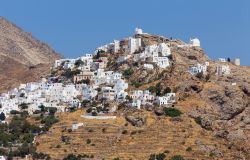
[0,17,62,92]
[35,33,250,159]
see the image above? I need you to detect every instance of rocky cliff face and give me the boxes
[0,17,62,92]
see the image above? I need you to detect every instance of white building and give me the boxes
[135,28,143,35]
[218,58,227,62]
[128,37,141,54]
[189,62,209,75]
[233,58,240,66]
[99,87,115,101]
[189,38,200,47]
[130,90,154,109]
[132,99,142,109]
[113,40,120,53]
[82,84,98,100]
[156,93,176,106]
[158,43,171,56]
[216,65,231,76]
[144,64,154,70]
[157,57,170,68]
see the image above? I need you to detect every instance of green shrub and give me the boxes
[123,69,134,79]
[194,117,202,125]
[86,139,91,144]
[186,147,192,152]
[163,108,182,117]
[122,130,128,134]
[41,115,59,130]
[170,155,184,160]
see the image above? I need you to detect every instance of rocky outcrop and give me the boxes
[125,115,146,127]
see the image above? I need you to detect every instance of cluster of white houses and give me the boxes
[0,29,178,119]
[130,90,176,109]
[188,60,232,76]
[1,28,240,120]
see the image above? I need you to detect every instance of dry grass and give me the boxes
[35,110,236,160]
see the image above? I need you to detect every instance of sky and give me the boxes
[1,0,249,66]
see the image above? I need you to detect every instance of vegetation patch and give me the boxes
[163,108,182,117]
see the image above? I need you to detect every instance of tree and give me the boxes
[0,112,6,121]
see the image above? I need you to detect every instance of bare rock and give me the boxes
[125,115,146,127]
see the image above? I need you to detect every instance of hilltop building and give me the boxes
[189,38,200,47]
[128,37,142,54]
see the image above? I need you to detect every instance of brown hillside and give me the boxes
[0,17,62,92]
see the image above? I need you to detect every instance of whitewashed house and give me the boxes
[156,93,176,106]
[189,63,209,75]
[128,37,141,54]
[130,90,154,109]
[130,90,143,99]
[158,43,171,56]
[113,79,128,101]
[26,82,39,92]
[216,65,231,76]
[99,87,115,101]
[132,99,142,109]
[157,57,170,68]
[144,64,154,69]
[82,84,98,101]
[73,71,94,83]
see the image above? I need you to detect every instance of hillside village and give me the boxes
[1,28,249,160]
[0,28,241,122]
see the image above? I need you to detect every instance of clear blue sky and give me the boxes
[1,0,249,65]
